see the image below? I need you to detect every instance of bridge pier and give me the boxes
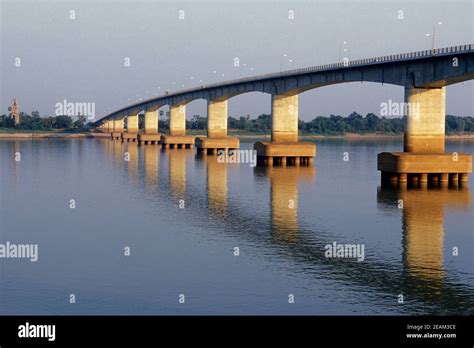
[255,93,316,166]
[138,108,161,145]
[111,117,124,140]
[160,103,195,149]
[105,120,113,134]
[196,99,239,156]
[122,113,139,143]
[378,85,472,188]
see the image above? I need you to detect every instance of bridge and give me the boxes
[94,44,474,186]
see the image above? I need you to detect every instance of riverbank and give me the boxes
[0,131,109,139]
[1,131,473,140]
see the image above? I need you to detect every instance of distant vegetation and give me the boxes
[1,112,473,135]
[0,112,88,131]
[188,113,474,135]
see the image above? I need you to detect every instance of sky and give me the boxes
[1,0,473,122]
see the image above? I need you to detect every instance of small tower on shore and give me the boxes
[10,98,20,126]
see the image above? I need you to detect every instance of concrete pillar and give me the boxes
[114,118,124,133]
[460,173,469,183]
[398,173,407,185]
[267,157,273,166]
[294,157,300,166]
[271,93,299,142]
[145,109,159,134]
[449,173,458,186]
[404,86,446,153]
[439,173,448,188]
[169,104,186,136]
[419,173,428,188]
[127,114,139,133]
[207,99,228,138]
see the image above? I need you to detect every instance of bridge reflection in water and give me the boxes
[204,155,228,217]
[377,186,471,284]
[250,165,315,243]
[96,140,473,313]
[167,147,192,200]
[143,145,159,191]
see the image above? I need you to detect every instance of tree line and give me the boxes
[0,112,87,130]
[1,112,473,134]
[188,112,474,134]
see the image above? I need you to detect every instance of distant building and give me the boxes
[10,98,20,125]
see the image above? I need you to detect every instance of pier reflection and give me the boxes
[261,166,315,243]
[143,145,159,191]
[125,142,139,183]
[203,156,228,217]
[168,148,190,199]
[111,137,124,169]
[378,187,471,282]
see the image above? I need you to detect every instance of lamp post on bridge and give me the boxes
[280,53,287,73]
[432,21,442,51]
[339,41,348,62]
[280,54,293,73]
[426,22,442,52]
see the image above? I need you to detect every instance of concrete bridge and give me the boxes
[94,44,474,185]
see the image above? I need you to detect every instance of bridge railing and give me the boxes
[234,44,473,81]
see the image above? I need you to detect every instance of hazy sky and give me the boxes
[1,0,473,121]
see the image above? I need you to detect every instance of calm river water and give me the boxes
[0,138,473,315]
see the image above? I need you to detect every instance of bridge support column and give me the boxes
[105,120,113,134]
[123,114,139,143]
[404,87,446,153]
[160,103,195,149]
[378,85,472,188]
[138,108,161,145]
[145,109,158,134]
[111,117,124,140]
[196,98,239,155]
[254,92,316,166]
[170,104,186,136]
[271,93,299,142]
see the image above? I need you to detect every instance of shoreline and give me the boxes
[0,132,109,139]
[1,131,474,140]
